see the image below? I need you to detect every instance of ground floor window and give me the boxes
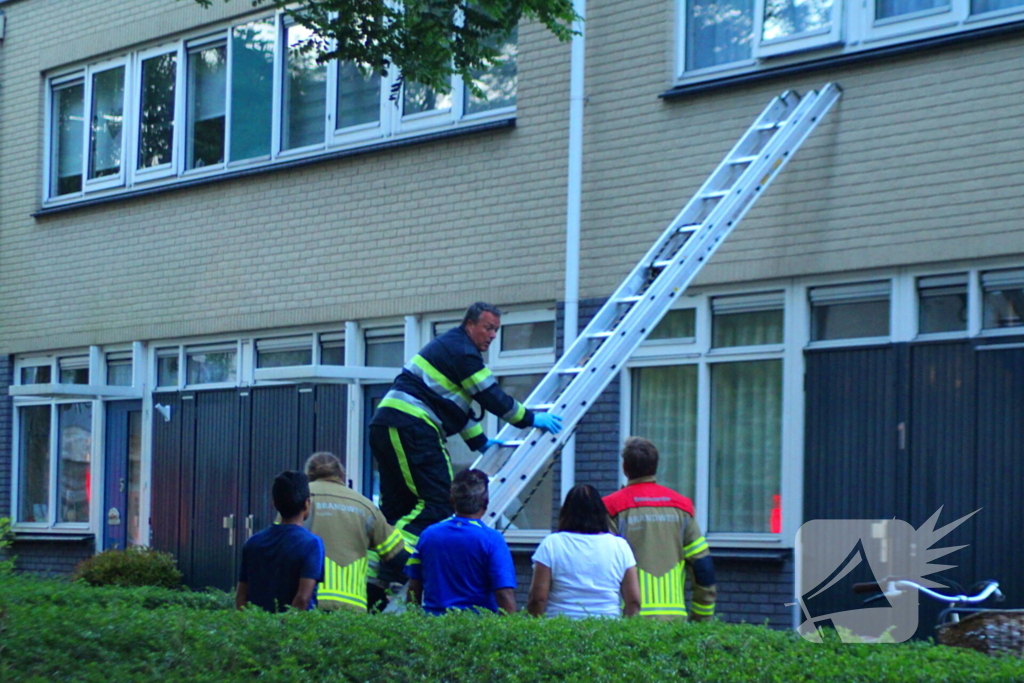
[16,402,93,527]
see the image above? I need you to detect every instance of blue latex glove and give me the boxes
[482,438,505,451]
[533,412,563,434]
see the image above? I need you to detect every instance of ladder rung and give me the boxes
[756,121,788,130]
[527,403,554,410]
[729,155,758,164]
[653,260,671,268]
[676,223,700,232]
[701,190,729,199]
[498,440,525,447]
[618,295,642,303]
[558,367,585,374]
[588,331,613,338]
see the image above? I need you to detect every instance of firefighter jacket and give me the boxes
[371,324,536,451]
[604,477,717,621]
[303,478,404,612]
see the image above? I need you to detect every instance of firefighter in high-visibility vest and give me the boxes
[369,302,563,550]
[301,452,406,613]
[603,436,717,621]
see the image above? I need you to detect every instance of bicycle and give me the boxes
[854,577,1024,655]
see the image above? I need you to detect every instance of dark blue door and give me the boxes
[104,400,143,550]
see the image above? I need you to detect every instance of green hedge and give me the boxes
[1,575,1020,683]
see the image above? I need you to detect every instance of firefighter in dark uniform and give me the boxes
[370,302,562,551]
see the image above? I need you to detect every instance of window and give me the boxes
[44,13,517,204]
[810,281,890,341]
[712,293,783,347]
[500,320,555,354]
[365,330,404,367]
[256,336,314,368]
[648,308,697,342]
[106,352,134,386]
[282,22,327,151]
[186,345,238,385]
[320,333,346,365]
[16,402,94,527]
[21,365,52,385]
[59,356,89,384]
[156,349,180,387]
[137,50,178,175]
[186,40,227,170]
[982,269,1024,330]
[918,274,968,335]
[678,0,1024,78]
[629,291,787,540]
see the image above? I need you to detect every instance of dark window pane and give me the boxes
[21,366,52,384]
[811,300,889,341]
[501,321,554,352]
[231,19,275,161]
[138,53,177,169]
[18,406,52,523]
[713,309,783,347]
[648,309,697,341]
[187,44,227,169]
[52,81,85,195]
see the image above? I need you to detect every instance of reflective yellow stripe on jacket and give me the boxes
[318,556,369,612]
[637,562,689,619]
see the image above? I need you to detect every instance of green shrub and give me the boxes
[72,546,183,589]
[0,517,14,575]
[1,575,1022,683]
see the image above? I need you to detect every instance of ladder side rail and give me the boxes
[480,85,842,523]
[478,87,833,499]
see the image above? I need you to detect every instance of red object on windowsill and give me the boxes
[770,494,781,533]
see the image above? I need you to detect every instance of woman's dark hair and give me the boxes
[557,484,611,534]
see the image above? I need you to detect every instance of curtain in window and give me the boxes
[686,0,754,71]
[336,62,381,130]
[187,45,227,168]
[710,360,782,533]
[713,309,783,347]
[282,24,327,150]
[631,365,698,498]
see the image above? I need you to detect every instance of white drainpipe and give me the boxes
[561,0,586,501]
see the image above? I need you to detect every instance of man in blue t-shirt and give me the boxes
[236,470,325,613]
[405,468,517,614]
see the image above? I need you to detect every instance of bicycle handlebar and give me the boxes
[853,579,1002,604]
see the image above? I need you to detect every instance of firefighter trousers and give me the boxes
[369,420,454,550]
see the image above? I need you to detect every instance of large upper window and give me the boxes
[45,13,517,203]
[678,0,1024,77]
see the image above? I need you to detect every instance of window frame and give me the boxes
[675,0,1024,81]
[11,397,98,533]
[622,287,793,547]
[42,10,517,207]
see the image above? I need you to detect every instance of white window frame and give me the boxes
[10,397,100,533]
[132,43,184,182]
[806,279,893,349]
[675,0,1024,80]
[43,10,516,206]
[622,287,795,548]
[83,56,132,193]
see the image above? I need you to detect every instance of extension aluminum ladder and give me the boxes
[472,83,842,529]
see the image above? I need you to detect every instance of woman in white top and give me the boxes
[527,484,641,619]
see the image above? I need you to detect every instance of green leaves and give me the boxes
[189,0,579,95]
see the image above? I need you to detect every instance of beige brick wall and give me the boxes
[578,0,1024,298]
[0,0,572,354]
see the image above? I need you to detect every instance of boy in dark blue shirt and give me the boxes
[236,471,325,612]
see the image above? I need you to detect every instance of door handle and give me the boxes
[222,514,235,547]
[245,514,254,541]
